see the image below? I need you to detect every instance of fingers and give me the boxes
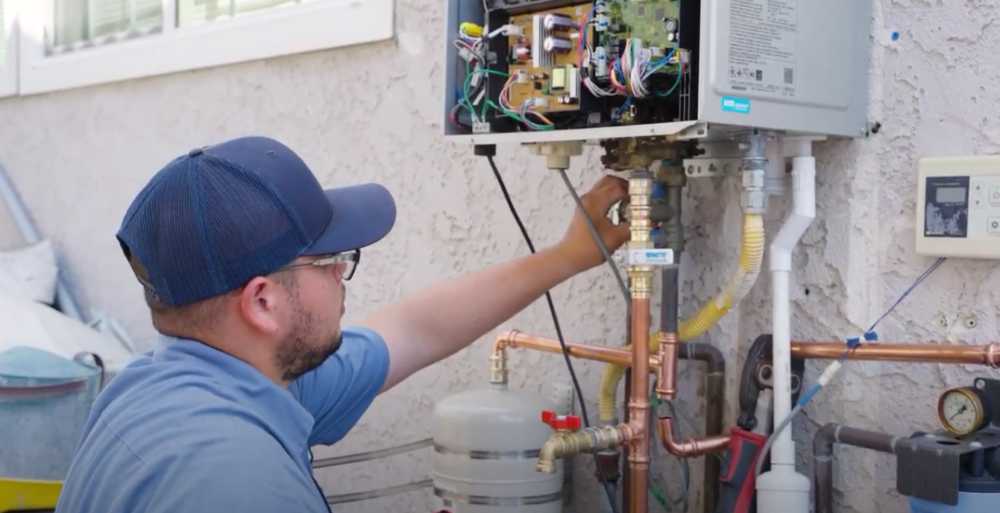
[594,174,628,196]
[589,175,629,209]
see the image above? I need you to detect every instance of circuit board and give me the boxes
[607,0,680,50]
[505,3,592,114]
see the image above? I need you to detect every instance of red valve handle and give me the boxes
[541,410,581,430]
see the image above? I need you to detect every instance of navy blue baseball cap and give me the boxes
[116,136,396,307]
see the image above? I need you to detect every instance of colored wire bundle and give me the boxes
[453,5,687,131]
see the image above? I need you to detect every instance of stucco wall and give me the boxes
[0,0,997,511]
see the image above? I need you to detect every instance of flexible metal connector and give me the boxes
[536,426,625,474]
[741,133,767,215]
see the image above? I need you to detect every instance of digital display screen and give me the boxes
[936,187,967,204]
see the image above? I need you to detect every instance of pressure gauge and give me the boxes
[937,386,992,436]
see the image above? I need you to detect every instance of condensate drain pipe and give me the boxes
[757,136,819,513]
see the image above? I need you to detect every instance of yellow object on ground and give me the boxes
[0,477,62,512]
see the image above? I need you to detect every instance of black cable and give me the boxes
[486,154,621,513]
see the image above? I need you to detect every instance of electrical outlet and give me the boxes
[551,382,575,415]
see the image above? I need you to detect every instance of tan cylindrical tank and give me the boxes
[432,384,565,513]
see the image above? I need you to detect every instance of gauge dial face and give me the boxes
[939,389,982,435]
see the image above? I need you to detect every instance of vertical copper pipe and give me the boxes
[629,297,651,513]
[656,332,679,400]
[621,373,633,513]
[656,267,681,401]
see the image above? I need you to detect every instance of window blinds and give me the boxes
[53,0,163,48]
[177,0,309,28]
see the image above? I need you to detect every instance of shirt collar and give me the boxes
[152,335,315,459]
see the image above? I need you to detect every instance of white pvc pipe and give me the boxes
[756,140,816,513]
[0,159,85,322]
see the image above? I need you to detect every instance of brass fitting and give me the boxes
[536,426,624,474]
[489,347,507,385]
[600,138,679,172]
[627,171,655,298]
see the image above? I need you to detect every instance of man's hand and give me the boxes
[554,175,631,274]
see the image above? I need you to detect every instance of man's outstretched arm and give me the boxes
[359,175,630,393]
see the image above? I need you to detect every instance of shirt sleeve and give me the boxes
[288,325,390,446]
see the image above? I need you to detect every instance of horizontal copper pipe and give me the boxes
[791,341,1000,367]
[656,417,730,457]
[496,330,658,369]
[497,331,1000,370]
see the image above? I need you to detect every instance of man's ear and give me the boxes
[239,276,283,335]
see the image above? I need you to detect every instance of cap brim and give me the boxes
[303,183,396,255]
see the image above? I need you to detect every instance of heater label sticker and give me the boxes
[721,97,751,114]
[727,0,799,99]
[624,249,675,266]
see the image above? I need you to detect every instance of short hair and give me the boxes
[145,271,299,334]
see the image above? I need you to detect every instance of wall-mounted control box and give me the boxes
[916,156,1000,260]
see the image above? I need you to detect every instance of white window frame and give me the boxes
[0,0,18,98]
[16,0,394,96]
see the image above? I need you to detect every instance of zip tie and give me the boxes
[845,330,878,350]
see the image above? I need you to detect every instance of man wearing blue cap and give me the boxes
[54,136,630,512]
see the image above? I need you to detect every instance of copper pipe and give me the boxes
[657,267,681,402]
[621,371,632,513]
[496,332,1000,371]
[791,341,1000,367]
[494,330,657,370]
[656,417,731,457]
[627,297,651,513]
[656,332,679,400]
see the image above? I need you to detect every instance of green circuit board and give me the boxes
[608,0,681,49]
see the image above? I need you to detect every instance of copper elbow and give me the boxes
[490,330,520,384]
[656,417,730,457]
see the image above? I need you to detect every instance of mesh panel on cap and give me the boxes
[118,153,312,306]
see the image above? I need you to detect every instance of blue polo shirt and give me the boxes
[54,326,390,513]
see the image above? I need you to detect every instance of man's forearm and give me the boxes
[360,247,579,392]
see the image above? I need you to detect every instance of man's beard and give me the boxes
[276,330,343,382]
[274,295,343,382]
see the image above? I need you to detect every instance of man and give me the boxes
[55,136,629,512]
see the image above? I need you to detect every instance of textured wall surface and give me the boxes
[0,0,998,511]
